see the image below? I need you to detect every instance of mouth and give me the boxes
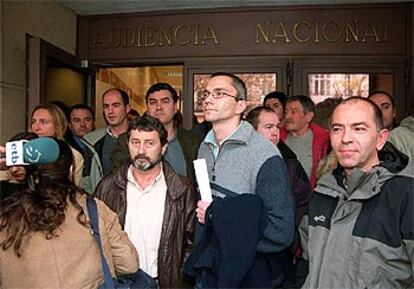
[338,149,358,157]
[204,108,217,113]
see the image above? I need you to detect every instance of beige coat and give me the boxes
[0,194,139,289]
[71,146,84,187]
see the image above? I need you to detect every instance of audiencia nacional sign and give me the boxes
[79,4,408,60]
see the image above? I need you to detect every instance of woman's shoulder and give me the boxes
[76,193,119,225]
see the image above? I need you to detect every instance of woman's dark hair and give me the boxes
[8,132,38,142]
[0,139,88,257]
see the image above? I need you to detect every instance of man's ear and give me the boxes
[161,144,168,155]
[305,111,314,124]
[126,104,131,114]
[376,128,389,151]
[236,100,247,116]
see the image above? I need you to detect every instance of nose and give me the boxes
[80,120,86,127]
[155,101,162,110]
[138,144,146,155]
[341,128,353,143]
[284,111,292,119]
[203,94,214,105]
[31,121,40,132]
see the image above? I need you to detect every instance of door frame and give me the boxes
[27,36,96,123]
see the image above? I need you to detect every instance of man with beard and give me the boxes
[94,115,196,288]
[112,83,201,181]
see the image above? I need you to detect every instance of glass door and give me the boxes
[292,57,407,128]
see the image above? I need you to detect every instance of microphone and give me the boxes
[5,137,59,166]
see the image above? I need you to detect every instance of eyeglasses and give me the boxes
[200,89,238,101]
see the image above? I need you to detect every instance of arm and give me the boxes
[182,180,197,265]
[255,156,295,253]
[287,158,312,228]
[298,214,309,261]
[97,199,139,275]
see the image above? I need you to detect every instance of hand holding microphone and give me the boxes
[0,146,6,170]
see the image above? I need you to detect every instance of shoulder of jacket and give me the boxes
[249,132,280,157]
[84,128,107,144]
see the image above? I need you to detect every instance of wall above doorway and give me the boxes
[57,0,405,15]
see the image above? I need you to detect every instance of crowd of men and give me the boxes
[0,73,413,289]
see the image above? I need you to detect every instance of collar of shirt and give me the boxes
[127,163,164,193]
[106,126,117,138]
[204,122,242,159]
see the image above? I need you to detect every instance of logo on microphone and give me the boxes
[25,146,42,163]
[10,143,19,164]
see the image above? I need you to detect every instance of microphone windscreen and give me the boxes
[23,137,60,165]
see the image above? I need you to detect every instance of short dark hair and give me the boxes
[210,72,247,101]
[146,83,178,103]
[332,96,384,131]
[288,95,315,114]
[127,115,168,147]
[368,90,395,109]
[102,88,129,106]
[263,91,288,109]
[69,104,95,121]
[246,106,275,130]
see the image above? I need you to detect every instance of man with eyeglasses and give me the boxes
[194,72,294,288]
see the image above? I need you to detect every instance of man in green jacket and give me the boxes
[300,97,414,288]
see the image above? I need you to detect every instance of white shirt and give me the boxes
[124,165,167,278]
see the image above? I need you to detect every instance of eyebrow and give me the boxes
[148,96,172,101]
[331,122,369,127]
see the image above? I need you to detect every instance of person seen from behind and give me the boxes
[0,139,138,289]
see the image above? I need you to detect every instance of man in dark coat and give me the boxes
[246,106,312,287]
[94,115,196,289]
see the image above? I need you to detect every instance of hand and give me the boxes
[0,146,6,170]
[196,200,211,224]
